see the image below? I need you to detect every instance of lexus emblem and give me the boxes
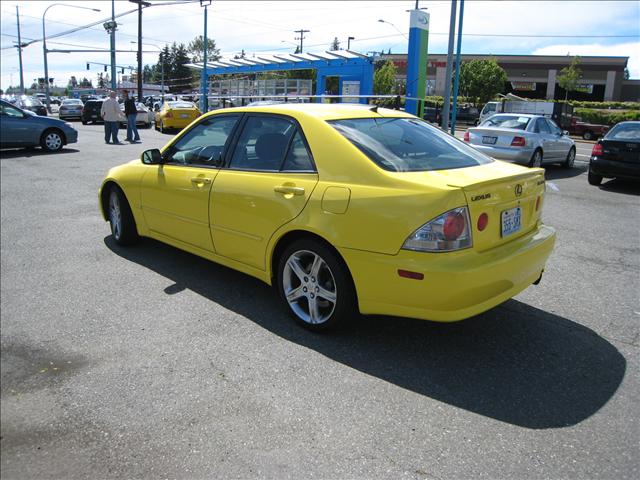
[515,184,523,197]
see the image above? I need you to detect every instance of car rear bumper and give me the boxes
[341,223,556,322]
[471,144,535,164]
[589,157,640,179]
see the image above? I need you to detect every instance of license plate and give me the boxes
[501,207,522,237]
[482,136,497,145]
[180,114,189,118]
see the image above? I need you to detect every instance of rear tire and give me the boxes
[529,149,543,168]
[108,186,139,245]
[276,238,356,332]
[40,129,64,152]
[562,147,576,169]
[588,170,603,186]
[583,131,594,141]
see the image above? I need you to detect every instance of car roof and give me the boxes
[488,113,546,119]
[210,103,415,120]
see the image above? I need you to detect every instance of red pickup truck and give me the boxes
[569,117,609,140]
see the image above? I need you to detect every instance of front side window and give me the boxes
[545,118,562,134]
[330,117,493,172]
[535,118,550,134]
[229,116,297,171]
[164,115,240,167]
[481,115,531,130]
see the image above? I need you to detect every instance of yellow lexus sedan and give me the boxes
[154,100,201,133]
[99,104,555,331]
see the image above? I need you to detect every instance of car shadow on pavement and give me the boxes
[0,148,80,159]
[105,236,626,430]
[543,163,586,180]
[598,178,640,196]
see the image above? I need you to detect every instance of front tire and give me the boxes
[583,131,594,141]
[588,170,603,186]
[40,129,64,152]
[562,147,576,169]
[277,239,356,331]
[108,186,139,245]
[529,149,543,168]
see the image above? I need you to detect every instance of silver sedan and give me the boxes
[463,114,576,168]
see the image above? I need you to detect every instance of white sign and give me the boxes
[410,10,430,30]
[342,80,360,103]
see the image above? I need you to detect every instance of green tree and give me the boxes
[624,67,630,80]
[557,56,582,100]
[373,60,397,95]
[330,37,340,51]
[459,59,507,105]
[187,35,220,63]
[167,42,195,93]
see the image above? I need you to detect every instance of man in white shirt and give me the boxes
[100,91,124,144]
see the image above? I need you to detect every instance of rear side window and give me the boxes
[229,116,296,171]
[605,123,640,142]
[329,117,493,172]
[481,115,530,130]
[535,118,550,134]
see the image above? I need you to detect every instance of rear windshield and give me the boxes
[23,98,43,107]
[605,123,640,142]
[481,115,531,130]
[168,102,195,109]
[329,117,493,172]
[62,99,82,105]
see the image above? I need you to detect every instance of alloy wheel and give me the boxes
[109,190,122,240]
[282,249,337,325]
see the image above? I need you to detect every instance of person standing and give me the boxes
[123,90,141,143]
[100,91,124,144]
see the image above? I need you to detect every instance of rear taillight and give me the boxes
[592,143,603,156]
[463,131,470,142]
[511,136,526,147]
[402,207,472,252]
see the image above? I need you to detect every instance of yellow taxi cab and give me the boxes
[100,104,555,331]
[154,100,201,133]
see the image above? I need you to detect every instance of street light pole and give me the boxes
[378,19,408,40]
[110,0,116,89]
[43,3,100,112]
[200,0,211,113]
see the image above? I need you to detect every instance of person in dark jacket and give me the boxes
[123,90,140,143]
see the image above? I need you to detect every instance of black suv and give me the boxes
[81,99,104,124]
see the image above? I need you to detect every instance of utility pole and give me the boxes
[110,0,116,89]
[15,6,25,94]
[440,0,457,130]
[129,0,150,101]
[294,29,310,53]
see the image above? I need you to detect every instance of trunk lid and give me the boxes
[600,139,640,164]
[468,127,529,148]
[428,162,545,252]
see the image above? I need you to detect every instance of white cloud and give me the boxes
[533,42,640,78]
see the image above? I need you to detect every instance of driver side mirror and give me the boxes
[141,148,163,164]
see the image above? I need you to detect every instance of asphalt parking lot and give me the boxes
[1,120,638,479]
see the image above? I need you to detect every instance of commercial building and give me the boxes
[382,53,639,102]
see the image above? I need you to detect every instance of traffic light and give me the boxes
[121,67,125,74]
[136,52,140,63]
[104,65,107,72]
[86,63,90,70]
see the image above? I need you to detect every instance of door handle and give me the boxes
[274,185,305,196]
[191,177,212,185]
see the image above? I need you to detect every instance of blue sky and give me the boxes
[1,0,639,90]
